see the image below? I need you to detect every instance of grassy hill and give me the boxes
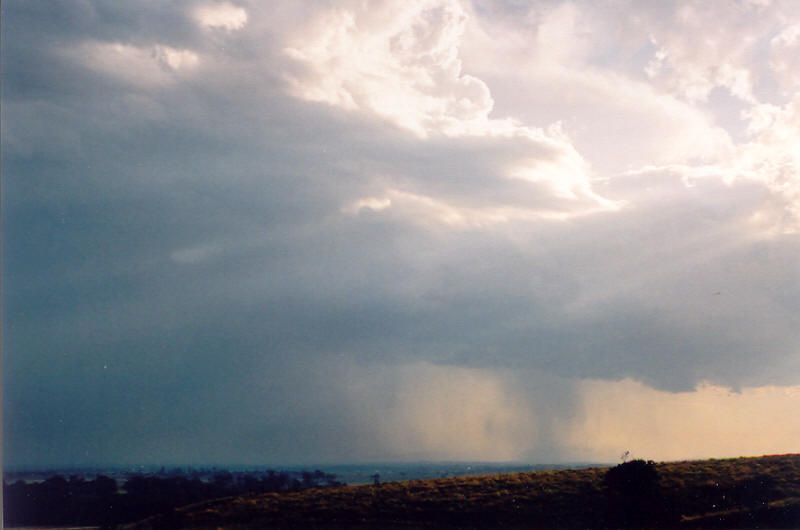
[129,454,800,529]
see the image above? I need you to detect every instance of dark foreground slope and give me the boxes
[130,454,800,529]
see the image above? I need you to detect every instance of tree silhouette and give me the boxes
[604,459,671,527]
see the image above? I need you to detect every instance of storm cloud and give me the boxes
[3,0,799,468]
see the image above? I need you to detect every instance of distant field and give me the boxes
[129,453,800,529]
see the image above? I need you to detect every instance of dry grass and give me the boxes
[130,454,800,529]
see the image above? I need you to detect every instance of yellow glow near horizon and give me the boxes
[564,378,800,462]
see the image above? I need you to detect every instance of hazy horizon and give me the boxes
[3,0,800,470]
[3,458,608,473]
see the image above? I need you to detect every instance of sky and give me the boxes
[2,0,800,469]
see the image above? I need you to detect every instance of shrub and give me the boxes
[604,459,672,527]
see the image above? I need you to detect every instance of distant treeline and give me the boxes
[3,469,343,527]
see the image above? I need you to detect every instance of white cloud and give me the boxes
[770,23,800,91]
[736,96,800,230]
[193,2,248,31]
[343,196,393,214]
[344,187,618,228]
[629,95,800,233]
[69,41,199,87]
[457,1,800,230]
[457,2,736,175]
[640,1,772,104]
[283,0,616,221]
[283,0,489,138]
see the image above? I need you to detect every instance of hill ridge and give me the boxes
[130,453,800,529]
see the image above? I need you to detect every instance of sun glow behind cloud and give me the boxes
[193,2,248,31]
[284,0,618,222]
[566,379,800,462]
[283,0,489,137]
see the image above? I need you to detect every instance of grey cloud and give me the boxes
[4,0,800,468]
